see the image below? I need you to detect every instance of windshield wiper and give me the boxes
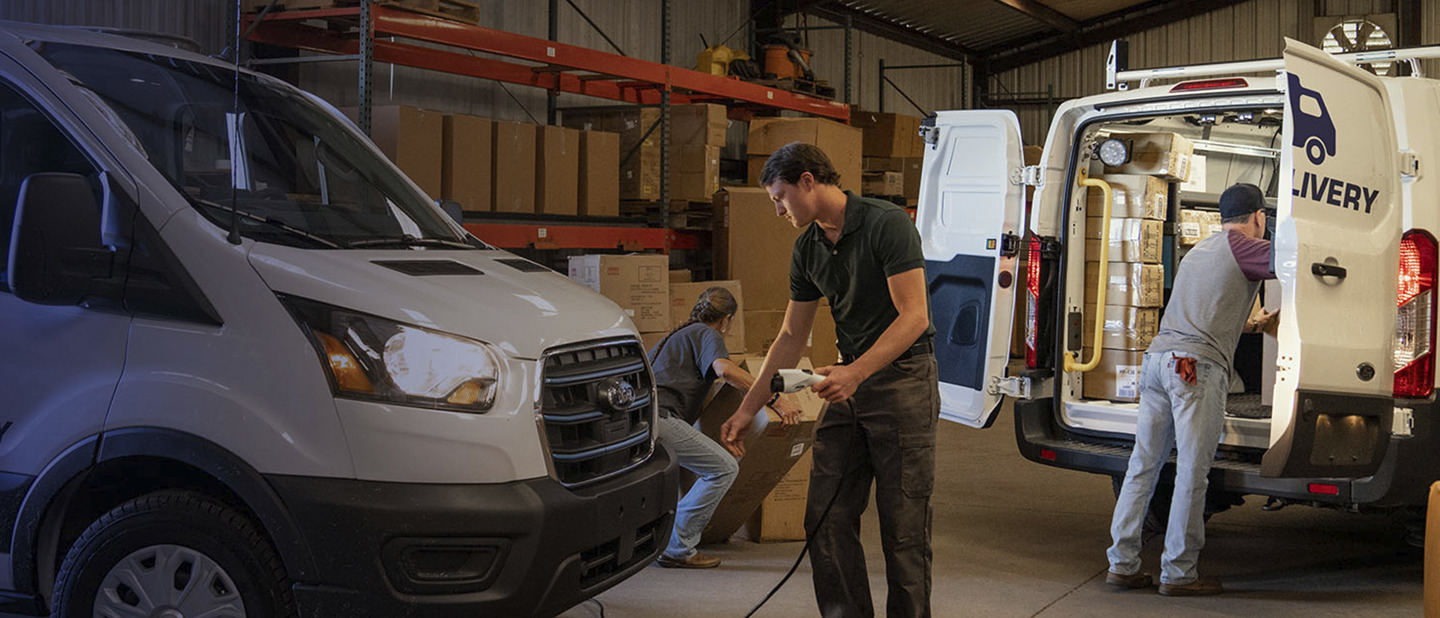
[346,235,475,250]
[194,198,341,248]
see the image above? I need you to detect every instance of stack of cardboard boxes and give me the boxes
[562,104,727,205]
[566,254,671,344]
[1082,132,1194,402]
[746,117,863,194]
[853,111,925,204]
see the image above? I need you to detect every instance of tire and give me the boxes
[51,490,296,618]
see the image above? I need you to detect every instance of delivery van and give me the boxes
[919,38,1440,529]
[0,22,675,617]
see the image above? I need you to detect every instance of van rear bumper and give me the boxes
[1015,397,1438,508]
[266,446,677,618]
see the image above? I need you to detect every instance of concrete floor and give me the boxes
[561,402,1423,617]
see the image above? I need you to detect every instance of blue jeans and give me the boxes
[656,414,738,560]
[1107,351,1228,585]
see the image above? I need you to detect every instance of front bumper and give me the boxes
[267,446,677,618]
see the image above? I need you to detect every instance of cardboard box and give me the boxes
[492,120,537,213]
[669,269,693,283]
[1083,262,1163,308]
[744,449,812,542]
[862,171,904,196]
[670,280,747,354]
[1105,131,1195,182]
[698,357,826,545]
[714,187,802,311]
[863,157,906,172]
[851,111,923,158]
[743,310,787,358]
[902,158,923,200]
[811,301,838,367]
[1086,174,1168,221]
[1180,153,1208,193]
[367,105,443,198]
[1082,305,1159,351]
[1081,348,1146,402]
[579,131,620,217]
[671,144,721,202]
[535,125,580,216]
[747,117,863,193]
[671,103,727,146]
[1084,217,1163,263]
[1178,208,1224,246]
[567,254,670,332]
[441,113,492,212]
[640,331,669,355]
[562,107,661,200]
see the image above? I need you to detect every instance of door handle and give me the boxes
[1311,262,1347,279]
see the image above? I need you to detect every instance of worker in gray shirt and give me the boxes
[1106,183,1278,597]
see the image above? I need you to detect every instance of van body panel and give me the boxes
[919,110,1026,428]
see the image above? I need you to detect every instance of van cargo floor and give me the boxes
[1225,392,1271,419]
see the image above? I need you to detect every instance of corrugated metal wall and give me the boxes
[0,0,232,54]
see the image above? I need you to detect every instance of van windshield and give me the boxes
[34,43,476,250]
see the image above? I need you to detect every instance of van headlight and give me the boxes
[279,294,502,412]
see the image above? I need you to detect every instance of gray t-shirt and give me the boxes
[1147,229,1274,373]
[648,322,729,423]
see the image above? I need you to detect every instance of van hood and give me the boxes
[246,245,635,359]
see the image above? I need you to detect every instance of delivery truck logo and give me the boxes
[1288,73,1336,165]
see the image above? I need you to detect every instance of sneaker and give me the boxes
[656,552,721,569]
[1105,571,1152,589]
[1158,577,1223,597]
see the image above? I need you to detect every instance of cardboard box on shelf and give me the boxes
[561,107,661,200]
[536,125,580,216]
[669,269,693,283]
[1083,261,1163,308]
[1081,305,1160,351]
[1084,217,1163,263]
[578,130,620,217]
[441,113,491,212]
[1178,209,1224,246]
[1085,174,1168,221]
[670,280,747,354]
[671,144,721,202]
[850,111,923,158]
[1081,348,1146,402]
[863,157,905,172]
[744,449,812,542]
[862,171,904,196]
[366,105,443,198]
[567,254,670,332]
[747,117,863,193]
[714,187,803,311]
[1104,131,1195,182]
[902,158,923,201]
[698,357,826,545]
[671,103,727,146]
[492,120,537,213]
[742,310,787,358]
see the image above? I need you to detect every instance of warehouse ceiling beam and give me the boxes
[985,0,1252,74]
[801,2,973,63]
[988,0,1078,33]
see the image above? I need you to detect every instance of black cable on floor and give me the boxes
[589,597,605,617]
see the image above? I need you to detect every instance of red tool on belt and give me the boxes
[1175,356,1197,385]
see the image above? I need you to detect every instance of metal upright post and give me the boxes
[547,0,558,125]
[659,0,671,213]
[878,58,885,112]
[357,0,373,134]
[843,15,852,104]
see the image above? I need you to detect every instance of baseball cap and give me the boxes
[1218,183,1266,220]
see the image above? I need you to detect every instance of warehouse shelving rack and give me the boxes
[242,1,850,252]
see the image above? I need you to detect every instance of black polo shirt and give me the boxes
[790,191,934,359]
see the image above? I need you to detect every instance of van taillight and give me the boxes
[1395,229,1437,398]
[1026,236,1042,369]
[1169,78,1249,92]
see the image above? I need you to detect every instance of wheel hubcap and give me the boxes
[94,544,246,618]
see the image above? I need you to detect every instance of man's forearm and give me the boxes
[847,311,930,380]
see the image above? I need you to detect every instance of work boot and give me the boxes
[1105,571,1152,589]
[656,552,721,569]
[1158,577,1223,597]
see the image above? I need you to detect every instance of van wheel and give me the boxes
[51,490,296,618]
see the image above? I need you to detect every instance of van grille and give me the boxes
[540,339,655,486]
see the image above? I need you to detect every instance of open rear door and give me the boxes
[1263,39,1402,477]
[917,110,1026,428]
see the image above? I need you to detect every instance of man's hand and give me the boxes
[771,395,803,426]
[720,411,754,457]
[812,364,866,403]
[1246,309,1278,334]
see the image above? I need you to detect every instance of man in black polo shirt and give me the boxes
[721,142,939,618]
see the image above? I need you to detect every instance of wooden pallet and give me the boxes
[244,0,479,24]
[752,76,836,100]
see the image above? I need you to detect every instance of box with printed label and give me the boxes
[670,280,746,354]
[1178,209,1224,246]
[1104,131,1194,182]
[862,171,904,196]
[1085,174,1168,220]
[1084,217,1163,263]
[1082,305,1159,351]
[566,254,670,332]
[1081,348,1146,402]
[1083,261,1163,308]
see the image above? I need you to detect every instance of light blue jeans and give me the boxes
[657,414,739,560]
[1107,351,1228,585]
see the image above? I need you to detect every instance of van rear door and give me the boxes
[1263,39,1401,478]
[918,110,1026,428]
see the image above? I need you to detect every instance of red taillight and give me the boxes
[1395,230,1437,398]
[1039,449,1057,461]
[1169,78,1249,92]
[1308,483,1340,496]
[1025,236,1041,369]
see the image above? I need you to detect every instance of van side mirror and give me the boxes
[439,199,464,225]
[8,172,113,305]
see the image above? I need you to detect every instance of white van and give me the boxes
[0,22,675,617]
[920,39,1440,527]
